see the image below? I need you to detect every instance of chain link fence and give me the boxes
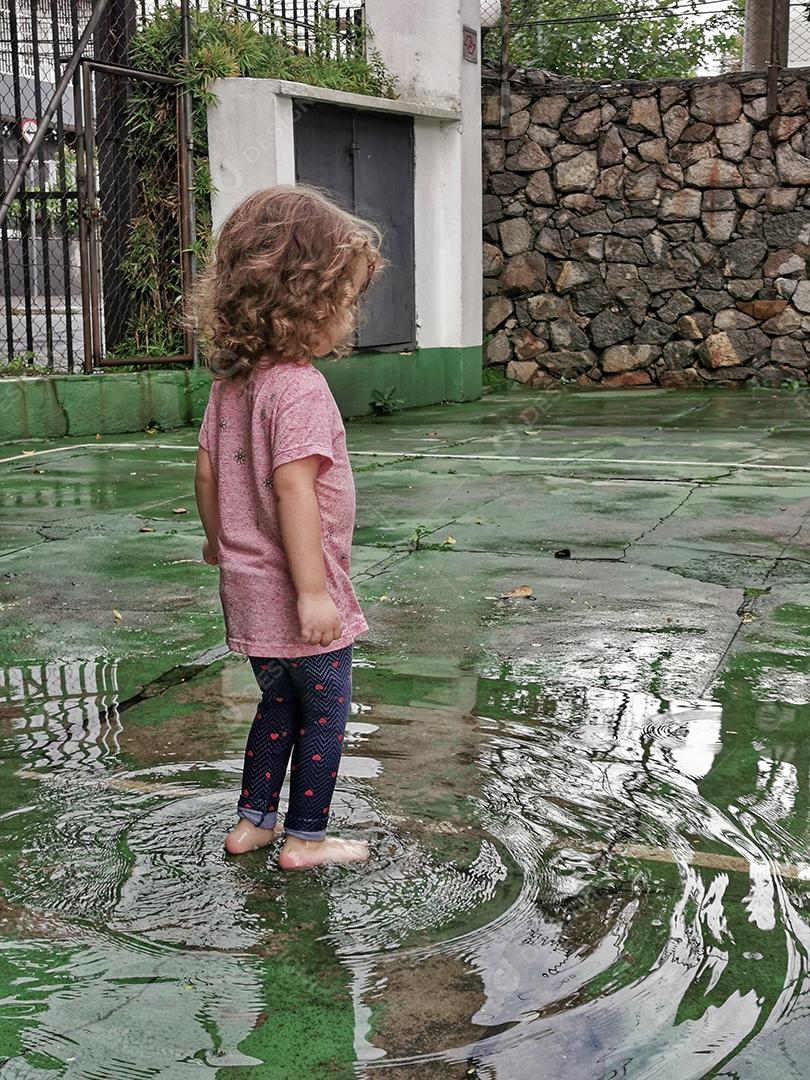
[788,1,810,63]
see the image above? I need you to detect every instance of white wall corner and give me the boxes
[207,80,295,233]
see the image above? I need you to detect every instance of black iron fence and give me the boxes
[0,0,364,372]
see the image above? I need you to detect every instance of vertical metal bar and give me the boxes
[1,1,15,361]
[74,60,93,372]
[500,0,511,127]
[767,0,785,115]
[30,0,56,369]
[179,0,198,364]
[8,0,35,358]
[50,0,75,372]
[303,0,310,55]
[355,3,363,59]
[81,63,103,368]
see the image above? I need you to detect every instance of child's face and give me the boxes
[312,256,373,359]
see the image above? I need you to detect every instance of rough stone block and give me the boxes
[602,369,653,387]
[483,296,513,333]
[500,252,547,295]
[486,330,512,365]
[659,188,702,220]
[554,150,599,192]
[602,343,659,372]
[499,217,534,256]
[685,158,743,187]
[690,83,742,124]
[628,94,662,135]
[505,359,539,382]
[723,238,767,277]
[483,242,504,277]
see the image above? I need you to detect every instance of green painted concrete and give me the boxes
[1,387,809,1076]
[315,344,482,418]
[0,346,482,443]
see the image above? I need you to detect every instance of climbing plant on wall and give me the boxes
[115,6,397,358]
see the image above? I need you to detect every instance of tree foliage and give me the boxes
[498,0,745,80]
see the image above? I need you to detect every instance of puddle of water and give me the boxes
[0,654,808,1079]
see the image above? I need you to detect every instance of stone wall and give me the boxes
[482,66,810,389]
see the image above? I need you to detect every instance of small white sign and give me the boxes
[21,118,38,144]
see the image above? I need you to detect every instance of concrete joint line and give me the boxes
[4,444,810,475]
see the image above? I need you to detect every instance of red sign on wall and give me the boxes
[462,26,478,64]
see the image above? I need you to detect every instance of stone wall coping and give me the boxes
[482,64,810,101]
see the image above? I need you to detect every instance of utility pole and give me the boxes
[742,0,789,70]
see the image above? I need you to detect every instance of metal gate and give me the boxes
[294,102,416,351]
[1,0,367,373]
[77,58,195,367]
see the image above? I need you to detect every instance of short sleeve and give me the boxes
[198,385,216,451]
[269,371,336,473]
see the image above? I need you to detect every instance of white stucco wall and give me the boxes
[206,0,482,354]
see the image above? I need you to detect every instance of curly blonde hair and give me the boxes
[194,184,383,378]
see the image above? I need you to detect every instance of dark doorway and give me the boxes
[294,103,416,351]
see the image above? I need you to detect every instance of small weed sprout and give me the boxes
[371,387,404,416]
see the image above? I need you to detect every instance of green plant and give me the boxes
[112,4,397,359]
[0,352,50,377]
[407,524,432,551]
[370,386,404,415]
[482,365,508,392]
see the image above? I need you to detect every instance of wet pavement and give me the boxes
[1,385,809,1079]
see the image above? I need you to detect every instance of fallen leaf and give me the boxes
[501,585,534,599]
[95,434,102,441]
[523,429,542,436]
[113,609,122,621]
[443,535,456,546]
[139,526,155,533]
[173,507,188,515]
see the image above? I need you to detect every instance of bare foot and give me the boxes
[224,819,280,855]
[278,835,369,871]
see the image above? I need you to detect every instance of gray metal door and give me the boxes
[294,103,415,350]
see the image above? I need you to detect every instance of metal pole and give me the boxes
[767,0,788,116]
[0,0,112,229]
[742,0,788,70]
[500,0,511,127]
[179,0,199,366]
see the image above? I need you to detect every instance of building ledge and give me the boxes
[226,76,461,121]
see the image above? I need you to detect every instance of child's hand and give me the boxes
[202,538,219,565]
[298,591,342,647]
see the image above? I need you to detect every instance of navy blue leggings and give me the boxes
[237,645,352,841]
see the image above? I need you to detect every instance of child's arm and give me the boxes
[195,447,221,565]
[273,456,342,647]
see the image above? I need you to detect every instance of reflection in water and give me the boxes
[1,660,122,769]
[0,658,808,1078]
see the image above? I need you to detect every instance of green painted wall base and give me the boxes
[0,347,482,443]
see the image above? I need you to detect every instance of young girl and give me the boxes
[193,185,380,870]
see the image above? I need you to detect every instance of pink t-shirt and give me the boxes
[198,361,367,657]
